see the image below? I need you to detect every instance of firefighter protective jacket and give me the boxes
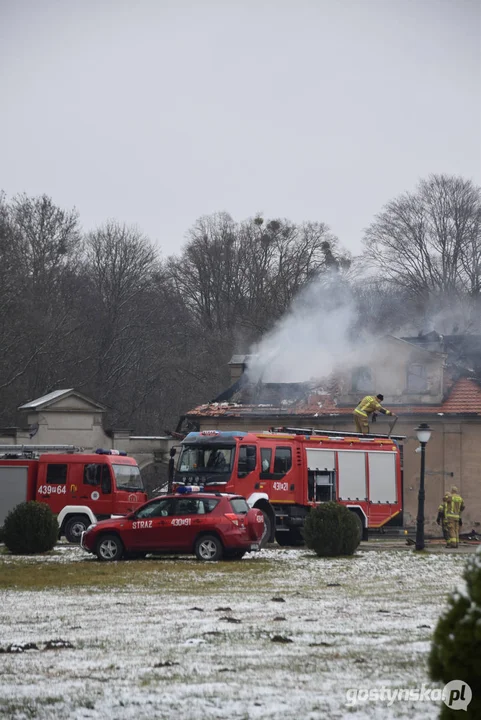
[354,396,392,418]
[446,492,465,519]
[436,494,450,524]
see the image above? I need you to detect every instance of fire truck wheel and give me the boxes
[64,515,90,544]
[350,512,364,542]
[195,534,223,561]
[96,534,124,562]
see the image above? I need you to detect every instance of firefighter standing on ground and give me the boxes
[436,493,451,542]
[353,394,395,434]
[445,485,465,548]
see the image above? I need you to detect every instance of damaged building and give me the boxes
[179,332,481,534]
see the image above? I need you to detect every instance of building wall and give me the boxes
[0,409,174,472]
[24,410,110,450]
[455,424,481,526]
[338,339,445,407]
[194,415,481,533]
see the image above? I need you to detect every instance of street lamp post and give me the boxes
[415,422,432,551]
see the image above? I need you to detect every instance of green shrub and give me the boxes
[429,548,481,718]
[0,525,4,544]
[3,501,58,554]
[303,502,361,557]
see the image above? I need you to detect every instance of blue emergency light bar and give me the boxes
[176,485,204,494]
[183,431,247,442]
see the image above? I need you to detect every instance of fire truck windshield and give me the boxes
[112,464,144,492]
[179,445,233,473]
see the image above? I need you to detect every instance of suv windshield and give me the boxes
[178,445,233,474]
[112,464,144,492]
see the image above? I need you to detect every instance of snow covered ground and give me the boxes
[0,544,468,719]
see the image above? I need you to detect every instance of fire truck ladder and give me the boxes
[274,427,406,441]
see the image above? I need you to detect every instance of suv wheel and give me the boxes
[96,534,124,562]
[195,534,223,561]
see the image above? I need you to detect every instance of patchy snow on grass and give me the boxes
[0,546,467,719]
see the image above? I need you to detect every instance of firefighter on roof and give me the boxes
[436,493,451,542]
[445,485,465,548]
[353,394,394,434]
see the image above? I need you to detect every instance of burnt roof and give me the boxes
[186,333,481,422]
[186,377,481,419]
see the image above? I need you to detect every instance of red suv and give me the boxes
[80,489,264,562]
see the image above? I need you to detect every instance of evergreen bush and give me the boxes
[429,547,481,718]
[302,502,361,557]
[3,501,58,554]
[0,525,4,544]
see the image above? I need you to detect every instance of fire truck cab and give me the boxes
[0,445,147,543]
[173,428,404,547]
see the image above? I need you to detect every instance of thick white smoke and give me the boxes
[246,273,362,384]
[244,272,481,396]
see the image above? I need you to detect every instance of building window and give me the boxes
[352,366,373,392]
[407,364,428,392]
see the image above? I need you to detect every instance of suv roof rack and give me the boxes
[272,426,406,441]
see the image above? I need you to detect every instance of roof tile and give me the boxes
[186,377,481,418]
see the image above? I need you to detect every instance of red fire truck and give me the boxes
[0,445,147,542]
[173,427,404,546]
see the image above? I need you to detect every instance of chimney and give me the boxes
[228,354,250,384]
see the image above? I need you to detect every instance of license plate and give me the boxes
[250,543,260,551]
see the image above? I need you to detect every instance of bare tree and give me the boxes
[0,193,84,419]
[168,212,349,340]
[81,222,160,399]
[8,193,81,302]
[363,175,481,298]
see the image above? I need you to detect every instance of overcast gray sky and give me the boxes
[1,0,480,258]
